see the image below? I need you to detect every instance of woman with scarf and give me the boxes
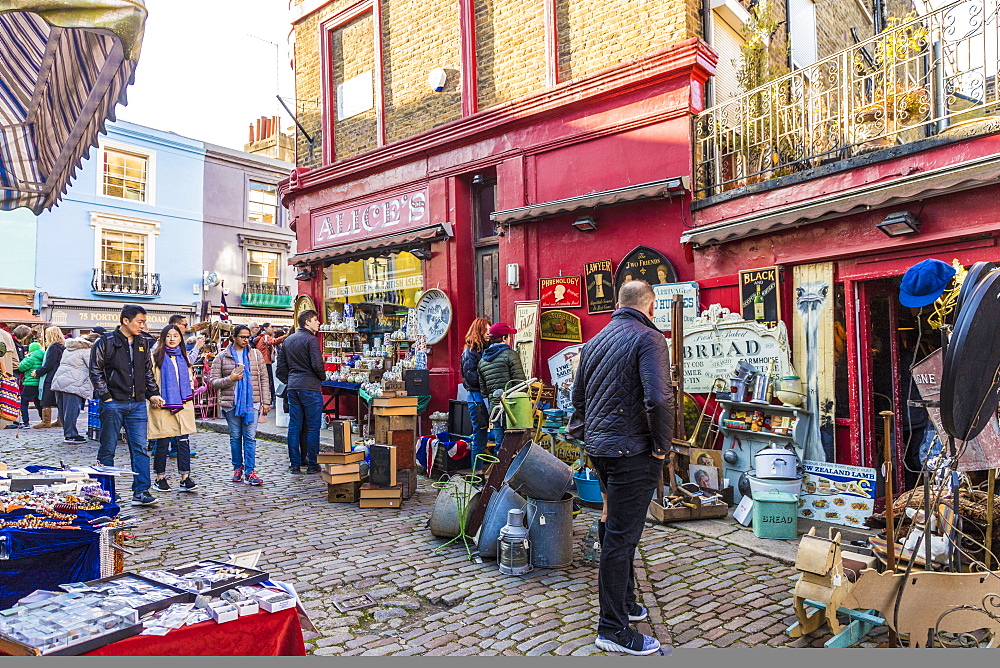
[149,324,198,492]
[210,324,271,486]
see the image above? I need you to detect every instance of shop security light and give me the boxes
[572,216,598,232]
[878,211,921,237]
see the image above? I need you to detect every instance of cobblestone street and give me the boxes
[0,425,889,653]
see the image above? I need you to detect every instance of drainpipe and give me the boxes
[932,39,948,134]
[703,0,714,108]
[785,0,794,72]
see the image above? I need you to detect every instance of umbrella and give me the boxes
[0,0,147,214]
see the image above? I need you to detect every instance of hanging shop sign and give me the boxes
[539,276,582,309]
[413,288,452,345]
[539,310,582,343]
[514,301,540,377]
[652,282,700,332]
[584,260,615,314]
[739,266,780,327]
[294,294,317,327]
[548,344,585,411]
[912,348,1000,472]
[311,188,429,248]
[681,304,793,393]
[799,461,876,528]
[614,246,677,296]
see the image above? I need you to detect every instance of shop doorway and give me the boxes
[472,172,500,323]
[476,247,500,322]
[856,278,938,492]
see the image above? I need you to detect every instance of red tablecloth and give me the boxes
[84,606,306,656]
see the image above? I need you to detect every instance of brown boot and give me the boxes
[52,413,62,428]
[32,408,52,429]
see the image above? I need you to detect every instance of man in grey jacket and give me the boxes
[276,309,325,473]
[570,280,673,656]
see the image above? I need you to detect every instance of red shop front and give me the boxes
[684,130,1000,486]
[281,38,716,416]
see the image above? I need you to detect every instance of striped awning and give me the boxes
[0,0,147,214]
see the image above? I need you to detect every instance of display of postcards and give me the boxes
[82,573,192,616]
[141,560,268,597]
[0,596,144,656]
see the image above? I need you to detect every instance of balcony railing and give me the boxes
[242,282,292,308]
[92,269,161,296]
[694,0,1000,199]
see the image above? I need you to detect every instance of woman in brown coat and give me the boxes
[210,325,271,486]
[149,324,198,492]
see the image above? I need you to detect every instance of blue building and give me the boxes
[36,121,206,331]
[0,208,41,327]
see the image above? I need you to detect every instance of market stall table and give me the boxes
[82,606,306,656]
[321,380,361,419]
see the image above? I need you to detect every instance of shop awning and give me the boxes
[681,154,1000,247]
[0,0,147,214]
[0,307,41,323]
[491,177,689,226]
[290,222,454,267]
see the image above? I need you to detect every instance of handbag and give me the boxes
[0,359,21,423]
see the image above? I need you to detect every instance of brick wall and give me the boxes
[331,13,378,159]
[556,0,700,81]
[816,0,874,59]
[475,0,548,109]
[383,0,463,143]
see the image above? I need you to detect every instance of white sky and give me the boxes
[117,0,296,150]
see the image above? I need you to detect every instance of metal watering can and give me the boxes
[500,378,537,429]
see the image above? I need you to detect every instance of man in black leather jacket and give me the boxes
[89,304,163,506]
[276,309,325,473]
[570,280,673,656]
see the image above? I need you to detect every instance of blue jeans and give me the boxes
[96,400,151,495]
[224,408,258,472]
[487,397,506,450]
[55,391,84,439]
[287,389,322,468]
[467,392,489,471]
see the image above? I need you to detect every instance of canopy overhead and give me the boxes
[0,0,147,214]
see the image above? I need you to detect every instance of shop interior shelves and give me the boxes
[717,399,811,415]
[717,425,797,442]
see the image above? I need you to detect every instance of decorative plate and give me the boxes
[413,288,452,345]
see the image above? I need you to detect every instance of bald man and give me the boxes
[570,280,674,655]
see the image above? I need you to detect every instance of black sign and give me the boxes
[584,260,615,314]
[739,266,780,326]
[614,246,677,297]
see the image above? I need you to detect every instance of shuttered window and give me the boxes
[712,13,746,103]
[789,0,819,68]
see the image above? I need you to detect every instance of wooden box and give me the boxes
[375,415,417,444]
[372,396,418,408]
[399,467,418,499]
[387,429,415,469]
[373,404,418,417]
[321,470,362,485]
[369,444,398,488]
[323,462,360,476]
[318,451,365,465]
[327,480,362,503]
[647,499,729,523]
[328,420,352,453]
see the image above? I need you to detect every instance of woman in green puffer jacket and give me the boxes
[477,323,526,449]
[18,342,44,424]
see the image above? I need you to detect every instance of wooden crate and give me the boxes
[648,499,728,523]
[375,415,417,444]
[399,467,418,499]
[327,481,362,503]
[387,429,415,469]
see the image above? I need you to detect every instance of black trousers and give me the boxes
[590,450,661,637]
[154,435,191,474]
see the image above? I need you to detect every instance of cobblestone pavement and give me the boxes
[0,424,889,653]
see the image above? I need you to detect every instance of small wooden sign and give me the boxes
[513,300,540,377]
[584,260,615,314]
[539,310,582,342]
[539,275,583,309]
[615,246,677,297]
[739,266,780,327]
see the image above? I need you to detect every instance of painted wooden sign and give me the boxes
[799,461,876,527]
[614,246,677,296]
[539,310,582,343]
[539,275,583,309]
[513,300,540,377]
[680,305,793,393]
[652,282,700,332]
[792,262,835,463]
[548,344,585,411]
[584,260,615,314]
[739,266,780,327]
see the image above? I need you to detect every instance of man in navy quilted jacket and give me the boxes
[571,280,674,656]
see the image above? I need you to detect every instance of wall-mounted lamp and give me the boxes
[506,263,520,288]
[471,173,485,186]
[572,215,598,232]
[410,248,432,261]
[877,210,922,237]
[295,267,316,281]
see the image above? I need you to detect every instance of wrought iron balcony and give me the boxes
[242,282,292,308]
[694,0,1000,199]
[91,269,161,296]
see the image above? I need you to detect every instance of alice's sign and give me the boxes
[652,282,699,332]
[312,188,429,248]
[680,305,793,393]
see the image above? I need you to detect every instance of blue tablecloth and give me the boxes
[322,381,362,391]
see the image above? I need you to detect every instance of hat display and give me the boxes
[489,322,517,338]
[899,259,956,308]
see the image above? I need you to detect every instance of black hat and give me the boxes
[92,326,107,334]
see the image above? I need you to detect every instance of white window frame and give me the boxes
[247,179,280,225]
[246,249,282,286]
[789,0,819,70]
[90,212,161,277]
[96,138,157,206]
